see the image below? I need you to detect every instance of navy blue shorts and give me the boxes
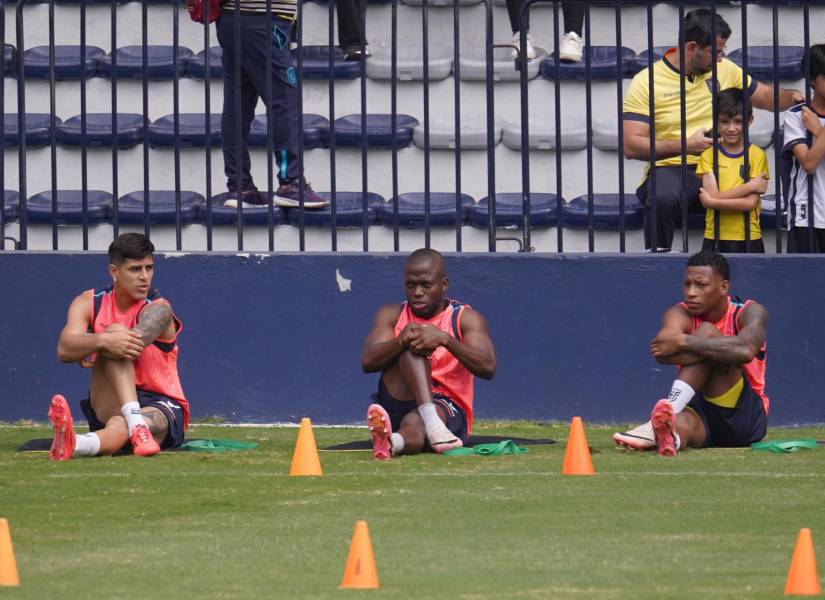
[374,378,470,445]
[80,389,186,450]
[687,377,768,448]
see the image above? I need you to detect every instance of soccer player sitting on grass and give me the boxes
[361,249,496,459]
[613,251,769,456]
[49,233,189,460]
[696,88,770,253]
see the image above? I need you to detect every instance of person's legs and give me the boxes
[703,238,765,254]
[637,166,702,251]
[562,1,583,36]
[336,0,369,57]
[788,226,825,253]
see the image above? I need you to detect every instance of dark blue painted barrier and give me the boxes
[0,253,823,425]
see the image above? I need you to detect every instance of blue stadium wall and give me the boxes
[1,252,823,426]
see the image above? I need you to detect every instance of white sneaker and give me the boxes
[511,31,537,61]
[559,31,583,63]
[612,420,655,451]
[426,421,463,454]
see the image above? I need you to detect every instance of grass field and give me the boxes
[1,421,824,599]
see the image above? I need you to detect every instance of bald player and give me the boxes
[361,249,496,459]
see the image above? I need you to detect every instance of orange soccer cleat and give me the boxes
[130,424,160,457]
[48,394,76,461]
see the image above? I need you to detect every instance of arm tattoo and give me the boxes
[142,409,170,441]
[134,302,174,346]
[683,303,768,365]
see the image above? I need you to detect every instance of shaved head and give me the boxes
[406,248,446,278]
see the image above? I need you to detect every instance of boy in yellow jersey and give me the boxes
[696,88,770,253]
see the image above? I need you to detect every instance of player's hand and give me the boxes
[686,128,713,154]
[650,331,685,359]
[79,356,94,369]
[99,329,144,360]
[792,90,806,105]
[698,187,714,207]
[408,325,448,355]
[397,324,421,349]
[748,174,769,194]
[801,106,823,137]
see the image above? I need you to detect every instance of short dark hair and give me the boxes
[806,44,825,82]
[108,233,155,264]
[686,250,730,281]
[407,248,446,274]
[717,87,751,120]
[682,9,731,48]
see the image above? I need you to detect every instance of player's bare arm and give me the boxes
[361,304,408,373]
[650,306,698,365]
[792,114,825,174]
[409,309,496,379]
[133,301,175,347]
[57,292,142,363]
[681,302,768,365]
[749,81,804,112]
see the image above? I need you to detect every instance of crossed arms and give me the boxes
[57,291,175,364]
[649,303,768,366]
[361,304,496,380]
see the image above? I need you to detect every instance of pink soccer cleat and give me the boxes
[130,424,160,457]
[48,394,76,461]
[367,403,393,460]
[651,399,677,457]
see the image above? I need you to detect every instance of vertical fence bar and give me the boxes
[803,1,814,249]
[518,3,531,253]
[422,0,431,249]
[49,0,58,248]
[553,0,561,252]
[390,0,399,251]
[0,3,4,250]
[677,0,687,252]
[615,0,625,252]
[110,0,119,239]
[265,0,274,251]
[172,2,182,250]
[771,0,781,252]
[203,0,214,251]
[233,0,243,250]
[584,1,594,252]
[452,0,462,251]
[645,0,656,252]
[297,0,307,251]
[80,0,89,249]
[15,0,28,250]
[710,0,720,246]
[142,0,150,238]
[358,0,367,251]
[484,0,495,252]
[741,0,751,252]
[327,0,337,251]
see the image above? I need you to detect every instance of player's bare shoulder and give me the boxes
[739,301,769,330]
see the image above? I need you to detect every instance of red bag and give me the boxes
[186,0,221,23]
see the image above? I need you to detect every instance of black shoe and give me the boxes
[343,45,371,61]
[223,186,269,208]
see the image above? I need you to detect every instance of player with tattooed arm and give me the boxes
[49,233,189,459]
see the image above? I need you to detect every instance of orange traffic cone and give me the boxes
[785,528,821,596]
[0,518,20,587]
[561,416,595,475]
[339,520,379,589]
[289,417,322,476]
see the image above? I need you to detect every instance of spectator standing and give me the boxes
[337,0,370,61]
[506,0,584,62]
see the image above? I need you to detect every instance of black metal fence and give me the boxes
[0,0,822,252]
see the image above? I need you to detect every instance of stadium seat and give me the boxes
[147,114,222,148]
[400,0,481,6]
[759,194,786,230]
[22,45,105,79]
[196,194,287,226]
[286,192,385,226]
[249,114,329,149]
[540,46,635,81]
[114,191,203,225]
[97,45,194,80]
[468,193,560,229]
[727,46,804,81]
[366,45,453,82]
[413,116,503,150]
[56,113,144,148]
[4,44,15,76]
[26,190,112,224]
[184,46,223,79]
[2,191,19,222]
[458,46,545,82]
[502,116,587,150]
[331,114,419,148]
[377,192,473,227]
[592,116,623,151]
[292,46,360,80]
[627,46,671,76]
[563,193,643,230]
[3,113,58,148]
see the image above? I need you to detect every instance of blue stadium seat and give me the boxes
[148,114,222,148]
[469,193,560,229]
[97,45,194,80]
[197,194,287,226]
[400,0,481,6]
[627,46,671,76]
[293,46,360,80]
[115,191,203,225]
[4,45,15,76]
[377,192,473,227]
[332,114,419,148]
[563,194,643,230]
[56,113,144,148]
[249,114,329,149]
[185,46,223,79]
[2,191,19,222]
[26,190,112,224]
[727,46,804,81]
[366,46,454,82]
[22,45,105,79]
[3,113,57,148]
[759,194,786,230]
[541,46,635,81]
[286,192,385,226]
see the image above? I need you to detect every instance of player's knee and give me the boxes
[694,322,721,338]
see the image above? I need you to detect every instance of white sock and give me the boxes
[674,433,682,451]
[73,432,101,457]
[418,403,443,433]
[121,402,146,435]
[390,433,405,455]
[668,380,695,413]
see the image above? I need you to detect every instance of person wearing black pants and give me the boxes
[636,166,703,251]
[505,0,584,62]
[336,0,370,60]
[216,2,328,208]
